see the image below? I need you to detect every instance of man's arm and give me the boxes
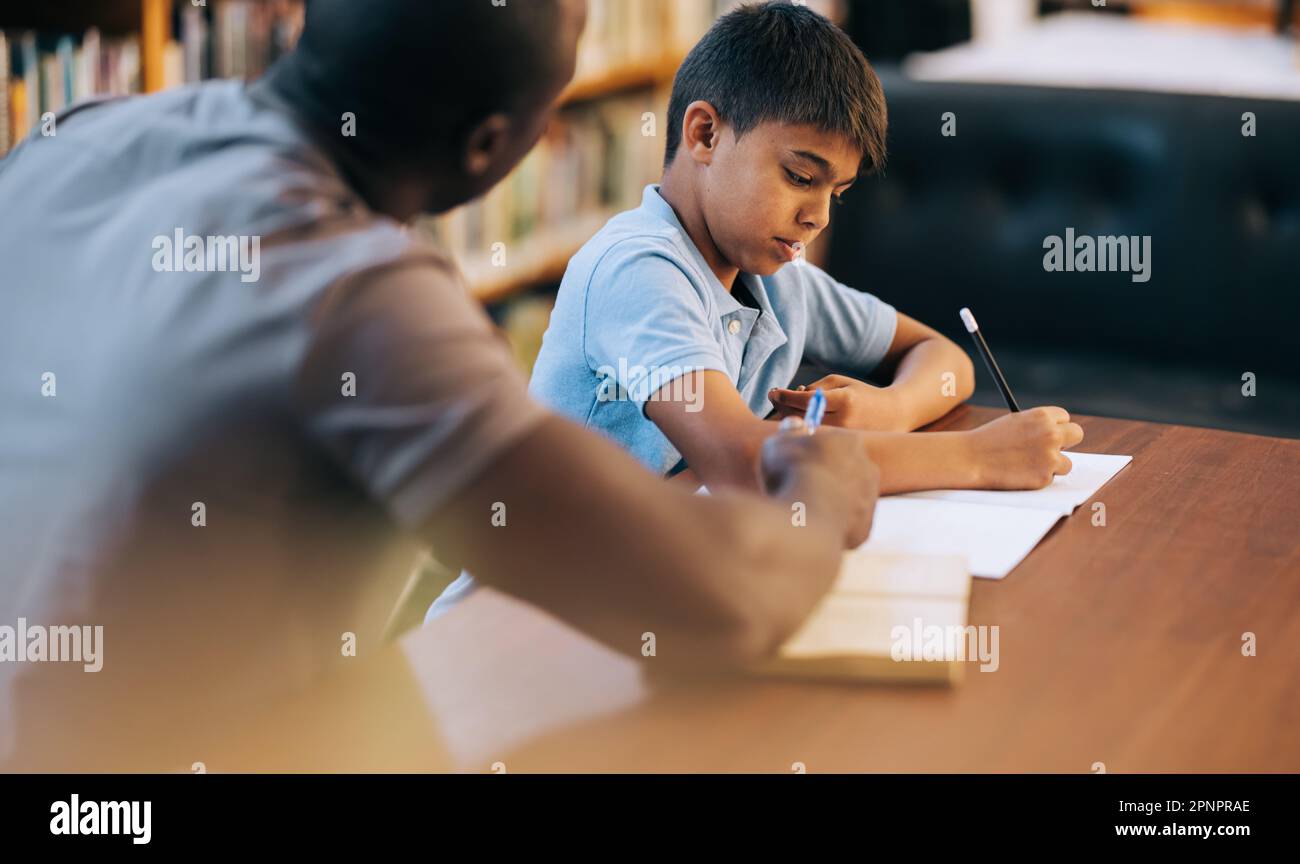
[419,412,876,669]
[649,371,1083,495]
[299,257,877,672]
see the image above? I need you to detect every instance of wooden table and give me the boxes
[401,406,1300,772]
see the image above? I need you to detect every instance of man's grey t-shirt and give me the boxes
[0,80,545,767]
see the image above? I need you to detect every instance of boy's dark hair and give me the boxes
[664,1,887,175]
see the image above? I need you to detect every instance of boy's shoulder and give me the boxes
[564,197,711,305]
[573,208,685,272]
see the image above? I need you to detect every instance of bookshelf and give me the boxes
[560,54,683,106]
[0,1,169,101]
[2,0,301,155]
[463,209,618,306]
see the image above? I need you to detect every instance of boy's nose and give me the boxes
[798,203,829,233]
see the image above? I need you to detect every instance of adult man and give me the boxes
[0,0,877,770]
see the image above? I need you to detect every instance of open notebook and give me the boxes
[750,552,971,685]
[857,452,1132,578]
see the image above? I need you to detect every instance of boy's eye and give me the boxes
[784,168,812,187]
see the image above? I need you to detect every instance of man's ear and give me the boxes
[680,100,722,165]
[463,113,512,177]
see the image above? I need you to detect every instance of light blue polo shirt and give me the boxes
[530,184,898,476]
[425,185,897,621]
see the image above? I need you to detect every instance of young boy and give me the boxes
[426,2,1082,620]
[528,1,1082,495]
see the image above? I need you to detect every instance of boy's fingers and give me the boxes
[1054,453,1074,476]
[1062,422,1084,448]
[769,388,812,409]
[772,373,856,403]
[1035,405,1070,424]
[770,387,847,415]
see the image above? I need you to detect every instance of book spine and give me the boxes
[182,5,208,84]
[41,53,62,117]
[142,0,168,92]
[56,34,74,108]
[80,28,100,102]
[231,2,247,80]
[1,31,10,154]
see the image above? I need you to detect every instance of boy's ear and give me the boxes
[463,113,513,177]
[681,100,722,165]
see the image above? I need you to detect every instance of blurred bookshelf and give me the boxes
[1,0,302,155]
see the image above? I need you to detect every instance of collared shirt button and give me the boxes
[727,319,741,335]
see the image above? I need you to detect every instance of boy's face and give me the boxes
[699,121,860,277]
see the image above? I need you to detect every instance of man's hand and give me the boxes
[768,375,907,433]
[759,417,881,548]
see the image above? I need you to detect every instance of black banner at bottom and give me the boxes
[2,773,1289,849]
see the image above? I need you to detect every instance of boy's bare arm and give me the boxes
[649,371,1083,495]
[769,313,976,432]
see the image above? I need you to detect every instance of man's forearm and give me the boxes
[702,486,847,650]
[425,415,843,667]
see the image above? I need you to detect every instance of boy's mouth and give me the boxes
[774,237,805,262]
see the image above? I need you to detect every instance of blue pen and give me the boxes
[803,388,827,431]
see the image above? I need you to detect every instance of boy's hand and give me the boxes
[759,417,880,548]
[769,375,908,432]
[768,375,908,433]
[965,407,1084,489]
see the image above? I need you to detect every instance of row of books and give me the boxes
[1,28,141,154]
[168,0,303,88]
[1,2,303,156]
[579,0,721,78]
[421,91,666,277]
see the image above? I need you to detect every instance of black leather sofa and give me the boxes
[826,69,1300,437]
